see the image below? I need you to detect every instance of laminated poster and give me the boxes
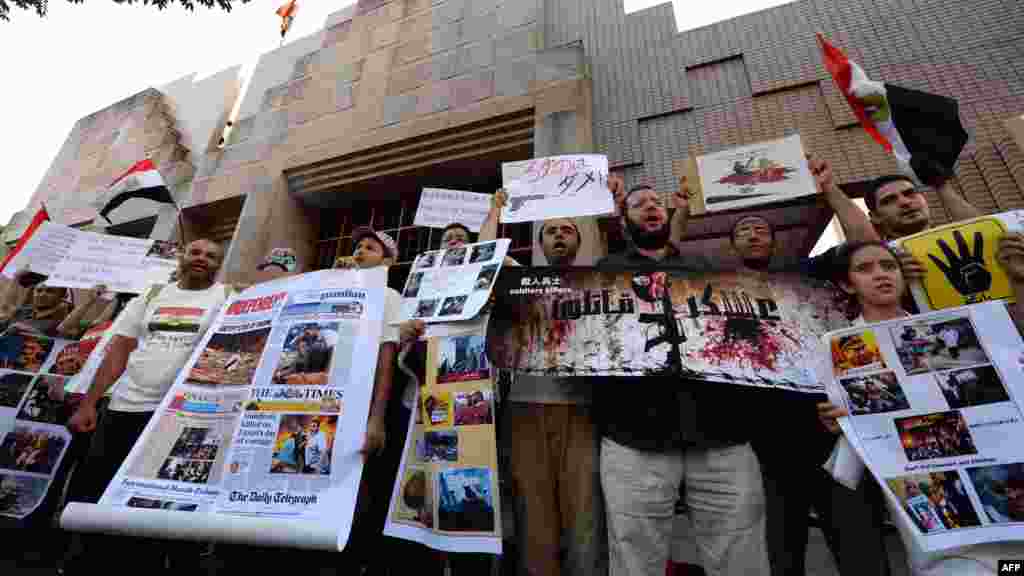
[61,269,388,551]
[894,210,1024,312]
[486,267,849,393]
[823,301,1024,552]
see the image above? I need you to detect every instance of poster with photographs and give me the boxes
[399,239,510,324]
[487,267,849,393]
[0,324,107,519]
[823,301,1024,551]
[385,320,503,554]
[690,134,817,214]
[895,211,1024,312]
[63,269,389,551]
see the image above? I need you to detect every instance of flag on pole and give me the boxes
[276,0,298,39]
[0,205,49,275]
[816,33,968,187]
[92,159,176,224]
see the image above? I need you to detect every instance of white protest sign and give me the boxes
[1,222,176,293]
[414,188,492,232]
[398,239,510,324]
[500,155,613,223]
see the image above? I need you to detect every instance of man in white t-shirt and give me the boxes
[64,238,231,572]
[303,419,330,475]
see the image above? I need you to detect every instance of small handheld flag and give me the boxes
[0,205,50,275]
[276,0,298,40]
[817,33,968,188]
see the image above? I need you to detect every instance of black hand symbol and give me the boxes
[928,230,992,296]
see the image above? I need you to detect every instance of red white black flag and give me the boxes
[92,159,176,223]
[817,33,968,187]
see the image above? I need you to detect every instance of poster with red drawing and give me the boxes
[486,267,849,393]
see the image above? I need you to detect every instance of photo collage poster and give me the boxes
[399,239,510,324]
[385,320,502,554]
[894,210,1024,312]
[0,327,82,519]
[824,301,1024,552]
[74,269,387,550]
[487,267,849,393]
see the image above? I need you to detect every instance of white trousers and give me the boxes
[600,437,770,576]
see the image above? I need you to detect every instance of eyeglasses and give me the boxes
[626,195,665,210]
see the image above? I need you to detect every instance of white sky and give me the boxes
[0,0,792,228]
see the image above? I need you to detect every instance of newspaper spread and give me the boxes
[385,319,502,553]
[0,221,177,292]
[500,155,613,223]
[62,269,387,550]
[399,239,510,324]
[894,211,1024,312]
[487,267,849,392]
[823,301,1024,552]
[0,327,79,519]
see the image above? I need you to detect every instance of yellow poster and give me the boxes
[901,216,1013,310]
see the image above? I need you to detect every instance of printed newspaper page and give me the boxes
[70,269,386,550]
[824,301,1024,552]
[894,210,1024,312]
[385,320,502,553]
[0,328,78,519]
[399,239,510,324]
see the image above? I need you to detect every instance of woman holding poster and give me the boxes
[818,240,1024,575]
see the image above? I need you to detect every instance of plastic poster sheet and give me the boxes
[823,302,1024,552]
[0,327,84,519]
[894,211,1024,312]
[486,267,849,392]
[694,134,817,213]
[384,319,502,553]
[399,239,510,324]
[500,155,613,223]
[414,188,493,232]
[0,221,177,292]
[60,269,388,551]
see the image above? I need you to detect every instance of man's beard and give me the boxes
[742,256,771,270]
[626,217,671,250]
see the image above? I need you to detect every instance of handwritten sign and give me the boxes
[681,135,817,215]
[413,188,492,232]
[500,155,613,223]
[1,221,176,293]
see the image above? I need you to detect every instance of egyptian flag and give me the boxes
[276,0,298,39]
[0,205,49,275]
[817,34,968,187]
[93,159,176,224]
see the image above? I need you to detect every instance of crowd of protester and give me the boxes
[3,140,1024,576]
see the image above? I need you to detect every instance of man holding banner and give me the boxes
[63,238,230,573]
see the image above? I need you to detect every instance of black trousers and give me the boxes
[63,408,185,574]
[759,446,891,576]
